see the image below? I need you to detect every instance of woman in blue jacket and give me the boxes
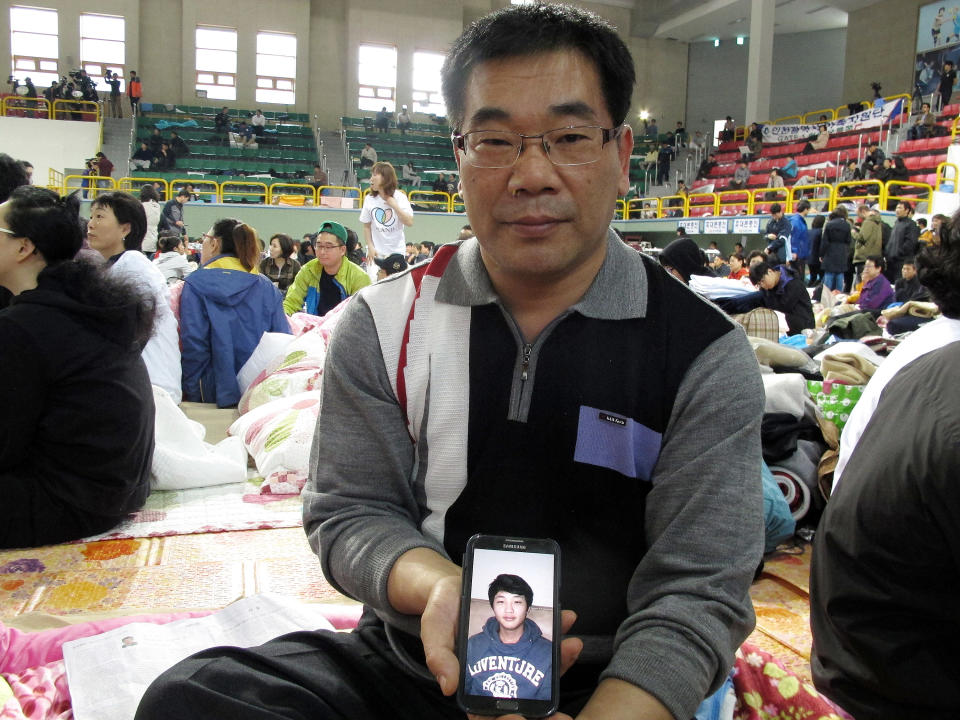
[180,219,289,407]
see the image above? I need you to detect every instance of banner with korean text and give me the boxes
[761,99,904,144]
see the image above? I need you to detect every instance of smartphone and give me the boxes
[456,534,561,718]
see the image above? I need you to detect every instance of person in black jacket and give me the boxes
[820,208,852,291]
[0,186,155,548]
[885,201,920,281]
[749,261,815,335]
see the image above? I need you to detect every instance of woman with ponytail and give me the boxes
[179,218,289,407]
[0,186,156,548]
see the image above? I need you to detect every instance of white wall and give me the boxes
[686,28,847,141]
[0,116,101,184]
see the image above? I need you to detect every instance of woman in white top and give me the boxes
[140,184,163,256]
[86,191,183,403]
[153,234,196,285]
[359,161,414,263]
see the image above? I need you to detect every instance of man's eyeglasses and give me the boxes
[315,243,343,251]
[451,125,624,169]
[0,227,18,237]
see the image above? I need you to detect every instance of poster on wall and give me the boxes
[915,3,960,103]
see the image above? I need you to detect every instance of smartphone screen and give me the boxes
[456,534,561,718]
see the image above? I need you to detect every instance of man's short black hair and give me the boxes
[441,2,635,132]
[749,260,775,285]
[488,574,533,607]
[177,189,191,198]
[0,152,30,203]
[898,200,914,214]
[796,199,811,213]
[770,203,782,214]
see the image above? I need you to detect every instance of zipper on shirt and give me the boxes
[502,307,570,423]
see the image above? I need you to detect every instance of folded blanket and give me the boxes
[820,352,876,385]
[881,300,940,319]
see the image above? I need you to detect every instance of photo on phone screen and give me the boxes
[457,535,560,717]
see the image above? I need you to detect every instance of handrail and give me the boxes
[316,185,361,209]
[117,176,171,199]
[951,115,960,140]
[267,183,317,204]
[626,197,660,219]
[220,180,268,204]
[451,192,465,213]
[787,183,833,212]
[409,190,452,213]
[0,96,51,118]
[885,93,912,118]
[47,168,64,193]
[802,108,836,124]
[62,174,116,198]
[936,161,958,192]
[749,186,788,212]
[716,189,752,215]
[831,179,884,210]
[616,198,626,220]
[659,194,687,217]
[51,99,100,122]
[773,114,803,126]
[171,178,221,203]
[885,180,934,211]
[687,191,718,216]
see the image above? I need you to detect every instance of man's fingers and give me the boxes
[421,574,462,696]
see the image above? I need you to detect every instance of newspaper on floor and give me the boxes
[63,593,336,720]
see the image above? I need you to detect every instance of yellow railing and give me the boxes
[717,189,751,215]
[659,194,686,217]
[687,192,718,216]
[936,162,958,192]
[625,198,660,219]
[51,99,100,122]
[802,108,836,124]
[787,183,833,212]
[750,187,789,212]
[951,116,960,140]
[773,114,803,126]
[117,176,171,199]
[834,99,871,118]
[171,179,220,203]
[267,183,316,204]
[831,179,884,209]
[63,174,115,198]
[47,168,64,193]
[409,190,453,213]
[0,96,51,118]
[616,198,626,220]
[316,186,361,209]
[884,180,933,211]
[220,181,268,203]
[451,192,465,213]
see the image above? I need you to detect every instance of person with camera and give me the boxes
[106,70,122,119]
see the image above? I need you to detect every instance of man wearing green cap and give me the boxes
[283,221,371,316]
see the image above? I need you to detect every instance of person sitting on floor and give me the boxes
[153,233,196,285]
[86,191,182,402]
[259,233,301,295]
[894,257,930,303]
[283,221,371,317]
[180,219,289,408]
[748,260,815,335]
[856,255,894,311]
[0,187,155,548]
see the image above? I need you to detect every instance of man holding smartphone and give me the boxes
[137,5,764,720]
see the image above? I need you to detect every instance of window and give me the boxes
[80,13,125,93]
[412,50,445,116]
[196,26,237,101]
[256,32,296,105]
[10,6,59,88]
[358,43,396,112]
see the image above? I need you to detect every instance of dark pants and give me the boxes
[135,615,596,720]
[807,261,822,286]
[792,260,807,285]
[884,260,902,284]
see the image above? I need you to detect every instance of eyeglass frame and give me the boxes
[315,242,345,251]
[451,124,625,168]
[0,227,19,237]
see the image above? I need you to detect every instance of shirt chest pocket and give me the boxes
[572,405,662,482]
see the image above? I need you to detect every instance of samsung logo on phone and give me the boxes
[503,543,526,550]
